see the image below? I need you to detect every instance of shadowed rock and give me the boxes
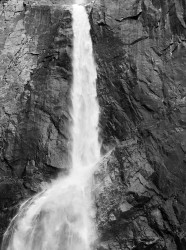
[0,0,73,241]
[90,0,186,249]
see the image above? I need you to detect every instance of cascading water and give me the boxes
[2,3,100,250]
[72,4,100,170]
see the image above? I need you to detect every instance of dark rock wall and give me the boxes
[0,0,73,242]
[0,0,186,250]
[90,0,186,249]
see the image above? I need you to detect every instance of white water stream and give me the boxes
[2,4,100,250]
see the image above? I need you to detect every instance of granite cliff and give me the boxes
[0,0,186,249]
[0,0,73,241]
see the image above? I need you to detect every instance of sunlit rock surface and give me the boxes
[0,0,186,249]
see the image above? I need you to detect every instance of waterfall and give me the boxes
[2,4,100,250]
[72,4,100,170]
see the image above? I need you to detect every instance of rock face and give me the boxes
[0,0,73,241]
[90,0,186,249]
[0,0,186,249]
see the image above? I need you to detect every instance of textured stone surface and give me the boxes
[0,0,186,249]
[0,0,73,241]
[90,0,186,249]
